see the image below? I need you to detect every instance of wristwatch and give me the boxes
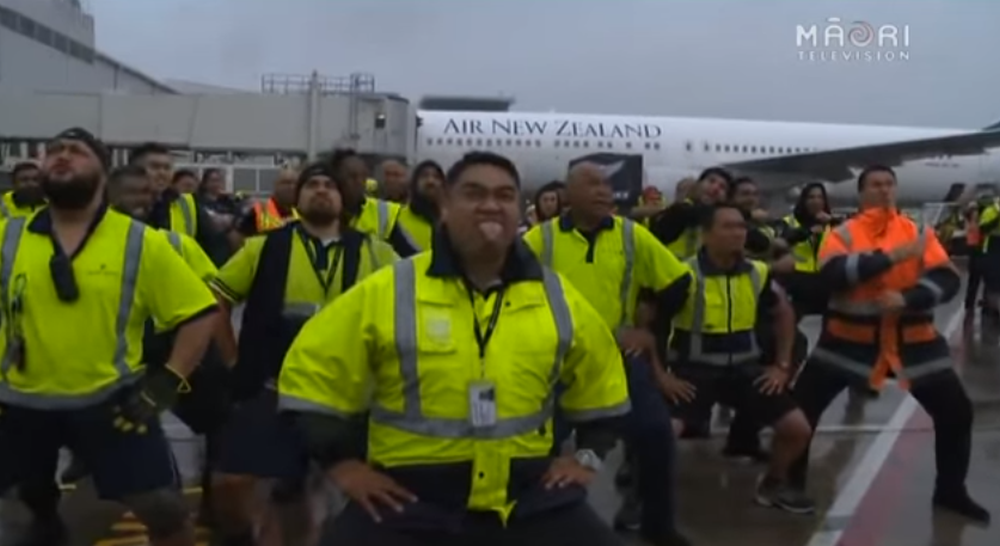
[574,449,603,472]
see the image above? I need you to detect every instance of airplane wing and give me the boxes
[723,129,1000,184]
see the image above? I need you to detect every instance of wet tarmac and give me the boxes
[1,276,999,546]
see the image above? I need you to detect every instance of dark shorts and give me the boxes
[667,365,798,428]
[0,399,179,500]
[170,360,232,435]
[214,388,309,483]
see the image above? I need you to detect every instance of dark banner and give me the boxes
[567,153,644,209]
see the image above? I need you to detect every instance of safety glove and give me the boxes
[113,365,190,434]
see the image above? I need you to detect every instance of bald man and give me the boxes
[236,168,299,239]
[523,162,692,546]
[378,159,409,203]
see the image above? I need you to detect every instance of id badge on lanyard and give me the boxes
[466,286,505,429]
[468,380,497,428]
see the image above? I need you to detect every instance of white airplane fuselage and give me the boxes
[414,110,1000,206]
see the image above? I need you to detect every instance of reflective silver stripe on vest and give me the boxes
[166,231,183,254]
[0,219,146,408]
[667,258,762,366]
[833,223,927,295]
[821,222,947,380]
[366,239,379,268]
[175,196,195,236]
[376,200,389,239]
[827,297,935,320]
[0,199,10,219]
[282,302,321,319]
[617,220,635,328]
[539,219,635,329]
[369,258,574,439]
[810,346,952,381]
[540,221,555,267]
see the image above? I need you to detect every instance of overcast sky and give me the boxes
[90,0,998,128]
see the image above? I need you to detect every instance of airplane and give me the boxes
[414,110,1000,207]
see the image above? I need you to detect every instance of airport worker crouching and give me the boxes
[209,162,398,546]
[278,152,631,546]
[0,128,219,546]
[0,161,46,219]
[23,164,231,528]
[789,165,990,524]
[523,162,693,546]
[649,168,731,260]
[328,148,418,257]
[724,176,808,463]
[654,203,815,514]
[107,164,228,525]
[395,160,446,252]
[976,193,1000,337]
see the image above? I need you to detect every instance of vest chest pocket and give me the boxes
[77,265,125,304]
[700,280,730,331]
[415,306,458,355]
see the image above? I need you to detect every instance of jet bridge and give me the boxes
[0,72,416,163]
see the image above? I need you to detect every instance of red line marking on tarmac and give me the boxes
[832,312,967,546]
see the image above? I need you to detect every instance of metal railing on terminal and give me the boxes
[174,163,287,195]
[260,72,376,96]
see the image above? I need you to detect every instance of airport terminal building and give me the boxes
[0,0,417,193]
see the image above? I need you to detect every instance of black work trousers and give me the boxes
[966,249,983,310]
[321,501,626,546]
[789,360,973,493]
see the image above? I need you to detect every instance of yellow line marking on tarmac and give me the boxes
[110,522,147,532]
[98,489,209,546]
[94,535,208,546]
[92,537,150,546]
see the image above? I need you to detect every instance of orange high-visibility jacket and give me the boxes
[810,208,958,389]
[253,198,297,233]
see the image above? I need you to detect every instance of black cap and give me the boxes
[53,127,111,170]
[296,163,337,196]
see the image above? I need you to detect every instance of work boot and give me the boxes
[933,488,991,523]
[16,517,68,546]
[754,475,816,515]
[612,492,642,531]
[614,460,634,489]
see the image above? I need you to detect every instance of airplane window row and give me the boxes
[424,137,662,151]
[685,141,820,155]
[423,137,816,155]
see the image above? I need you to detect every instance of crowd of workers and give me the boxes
[0,127,992,546]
